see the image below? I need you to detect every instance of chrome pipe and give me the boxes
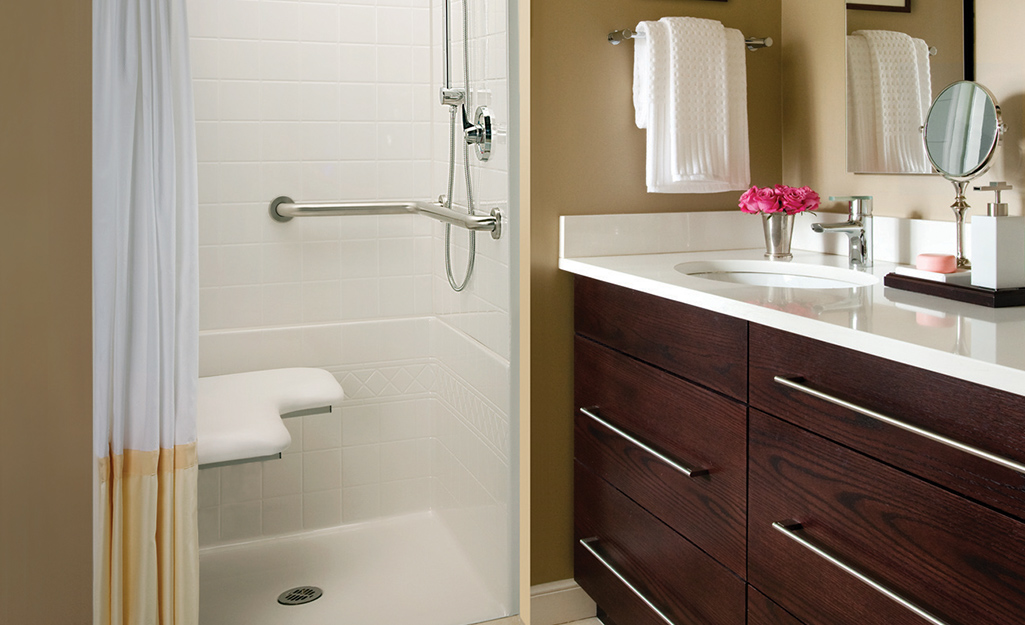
[773,376,1025,474]
[579,407,708,478]
[578,538,678,625]
[772,521,948,625]
[269,196,502,239]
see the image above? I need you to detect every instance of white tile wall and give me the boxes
[190,8,514,614]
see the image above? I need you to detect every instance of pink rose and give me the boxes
[780,185,820,215]
[738,186,781,214]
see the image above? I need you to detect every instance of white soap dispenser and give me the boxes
[971,181,1025,290]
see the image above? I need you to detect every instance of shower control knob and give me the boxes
[463,106,493,162]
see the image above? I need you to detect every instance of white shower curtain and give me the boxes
[93,1,199,623]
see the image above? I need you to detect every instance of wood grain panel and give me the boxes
[574,276,748,400]
[749,410,1025,625]
[574,461,746,625]
[749,323,1025,520]
[747,586,806,625]
[575,336,747,574]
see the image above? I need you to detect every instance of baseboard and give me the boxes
[530,579,596,625]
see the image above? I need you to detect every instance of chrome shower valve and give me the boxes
[462,105,492,162]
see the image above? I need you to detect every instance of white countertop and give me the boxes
[559,213,1025,398]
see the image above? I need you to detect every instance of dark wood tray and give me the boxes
[883,272,1025,307]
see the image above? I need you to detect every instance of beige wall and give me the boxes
[529,0,783,584]
[782,0,1025,220]
[0,3,93,624]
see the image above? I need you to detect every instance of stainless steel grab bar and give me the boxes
[269,196,503,239]
[772,521,949,625]
[773,376,1025,475]
[579,538,678,625]
[579,407,708,478]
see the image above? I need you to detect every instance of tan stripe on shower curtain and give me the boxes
[96,444,198,625]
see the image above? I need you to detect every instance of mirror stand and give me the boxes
[950,179,972,269]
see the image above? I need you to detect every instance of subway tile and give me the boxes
[303,449,342,492]
[381,478,430,516]
[300,122,343,161]
[198,507,220,546]
[259,41,301,82]
[259,162,302,204]
[379,276,416,317]
[302,489,342,529]
[378,46,412,84]
[376,7,412,45]
[342,445,380,486]
[300,2,340,43]
[282,417,303,455]
[186,0,219,39]
[338,84,379,121]
[261,453,303,498]
[259,1,301,41]
[300,325,344,368]
[380,440,418,484]
[261,283,304,326]
[342,404,381,447]
[376,84,413,121]
[219,461,263,504]
[299,83,342,121]
[220,501,263,541]
[337,161,381,202]
[198,466,221,508]
[260,122,304,162]
[300,43,340,82]
[219,244,263,285]
[220,81,262,121]
[338,278,381,320]
[303,412,343,451]
[302,240,343,282]
[261,495,303,535]
[339,45,377,83]
[219,39,262,81]
[342,485,380,523]
[217,0,262,40]
[338,239,379,279]
[338,6,377,45]
[302,280,343,322]
[261,82,301,122]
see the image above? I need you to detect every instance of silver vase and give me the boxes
[762,212,794,261]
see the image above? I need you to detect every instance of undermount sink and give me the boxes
[675,259,879,289]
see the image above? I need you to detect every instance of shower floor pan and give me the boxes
[200,511,507,625]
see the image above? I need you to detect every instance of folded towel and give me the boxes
[847,35,882,171]
[634,17,750,193]
[850,30,932,173]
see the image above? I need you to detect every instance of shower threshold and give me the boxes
[200,511,508,625]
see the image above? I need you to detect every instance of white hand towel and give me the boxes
[847,34,882,172]
[633,17,750,193]
[855,30,932,173]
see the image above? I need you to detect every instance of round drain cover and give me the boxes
[277,586,323,606]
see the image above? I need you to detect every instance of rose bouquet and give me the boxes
[739,185,820,216]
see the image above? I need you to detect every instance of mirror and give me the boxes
[924,81,1000,179]
[846,1,974,174]
[923,80,1003,268]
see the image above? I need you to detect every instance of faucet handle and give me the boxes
[828,195,873,218]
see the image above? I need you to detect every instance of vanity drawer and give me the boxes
[574,336,747,574]
[574,461,746,625]
[575,276,747,400]
[749,324,1025,520]
[747,586,806,625]
[749,410,1025,625]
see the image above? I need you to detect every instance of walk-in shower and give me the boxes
[189,0,517,622]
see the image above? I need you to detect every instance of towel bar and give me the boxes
[608,28,773,50]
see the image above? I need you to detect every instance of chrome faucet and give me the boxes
[812,196,874,269]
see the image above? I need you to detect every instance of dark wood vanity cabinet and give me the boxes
[573,276,1025,625]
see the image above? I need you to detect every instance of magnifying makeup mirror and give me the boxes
[923,80,1004,268]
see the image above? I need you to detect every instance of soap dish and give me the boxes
[893,264,973,285]
[883,273,1025,307]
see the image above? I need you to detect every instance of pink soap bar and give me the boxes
[916,253,957,273]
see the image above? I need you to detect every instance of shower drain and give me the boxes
[277,586,323,606]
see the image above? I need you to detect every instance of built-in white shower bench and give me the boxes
[196,368,344,468]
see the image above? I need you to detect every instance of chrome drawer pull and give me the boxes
[579,407,708,478]
[579,538,678,625]
[772,521,948,625]
[774,376,1025,475]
